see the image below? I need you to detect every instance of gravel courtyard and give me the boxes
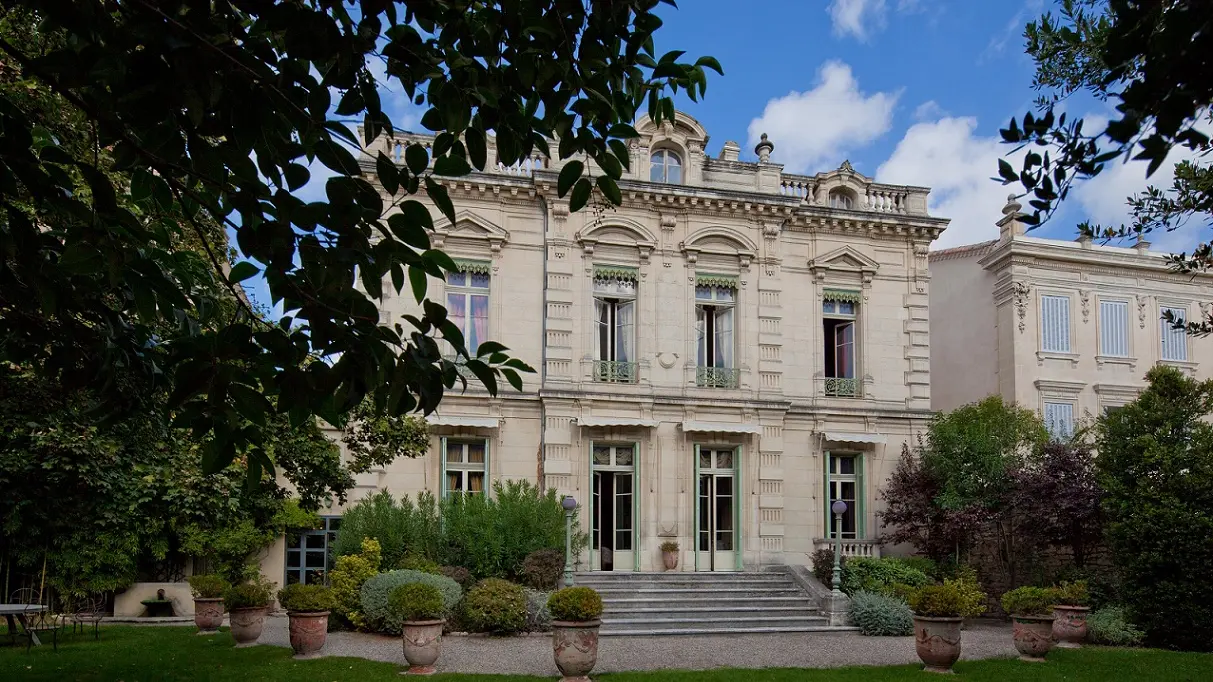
[255,616,1018,676]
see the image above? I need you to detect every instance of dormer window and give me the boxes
[650,149,682,184]
[829,188,855,210]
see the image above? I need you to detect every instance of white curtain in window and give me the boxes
[1160,306,1188,361]
[835,321,855,378]
[714,307,733,368]
[1041,295,1071,352]
[696,306,707,366]
[1100,300,1129,356]
[596,298,609,360]
[616,300,634,363]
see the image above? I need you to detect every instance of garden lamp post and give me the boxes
[562,495,577,587]
[830,500,848,596]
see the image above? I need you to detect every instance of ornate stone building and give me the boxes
[930,196,1213,433]
[269,112,947,582]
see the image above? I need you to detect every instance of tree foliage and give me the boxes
[0,0,718,483]
[1097,365,1213,651]
[999,0,1213,333]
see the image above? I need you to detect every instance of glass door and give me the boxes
[589,444,637,571]
[696,447,739,571]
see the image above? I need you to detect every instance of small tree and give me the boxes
[1098,365,1213,652]
[1011,441,1103,568]
[878,442,984,564]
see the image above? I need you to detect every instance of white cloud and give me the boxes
[828,0,922,42]
[877,116,1023,249]
[747,60,899,174]
[980,0,1043,63]
[914,100,946,121]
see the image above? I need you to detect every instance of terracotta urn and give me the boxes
[402,619,445,675]
[912,615,963,673]
[551,619,601,682]
[1012,615,1056,661]
[1052,605,1090,648]
[662,550,678,571]
[228,606,268,647]
[193,598,224,634]
[287,611,330,659]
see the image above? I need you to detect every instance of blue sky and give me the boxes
[238,0,1203,314]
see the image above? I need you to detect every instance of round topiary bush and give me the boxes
[1001,586,1058,617]
[277,583,336,613]
[389,582,446,622]
[849,590,913,636]
[187,574,229,599]
[360,569,462,634]
[461,578,527,634]
[521,548,564,590]
[547,586,603,622]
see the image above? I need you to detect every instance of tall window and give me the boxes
[1040,294,1071,352]
[825,454,863,539]
[695,278,736,387]
[443,439,487,497]
[829,189,854,210]
[1160,305,1188,361]
[650,149,682,184]
[593,269,636,382]
[823,291,859,397]
[285,516,341,585]
[1099,299,1129,357]
[1043,401,1075,441]
[447,265,490,354]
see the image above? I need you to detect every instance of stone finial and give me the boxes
[719,140,741,162]
[997,193,1026,241]
[839,160,855,173]
[1134,233,1150,254]
[754,133,774,163]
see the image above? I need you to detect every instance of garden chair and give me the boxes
[70,594,106,640]
[9,588,63,652]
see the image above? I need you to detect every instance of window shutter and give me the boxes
[823,453,832,539]
[1100,300,1128,357]
[856,453,866,540]
[483,437,492,498]
[1160,306,1188,361]
[693,443,701,571]
[632,442,641,572]
[1041,295,1070,352]
[439,436,449,498]
[1043,402,1074,440]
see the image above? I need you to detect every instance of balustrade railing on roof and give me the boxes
[377,135,548,177]
[779,173,914,215]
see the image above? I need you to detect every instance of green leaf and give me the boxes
[570,177,592,212]
[130,169,154,204]
[694,56,724,75]
[406,144,430,175]
[501,368,523,392]
[284,163,311,191]
[476,341,509,356]
[425,177,457,224]
[464,359,498,395]
[434,155,471,176]
[465,128,487,171]
[377,152,400,195]
[409,265,428,303]
[201,438,235,475]
[229,383,273,427]
[596,175,622,205]
[558,160,584,197]
[229,261,261,284]
[598,153,623,179]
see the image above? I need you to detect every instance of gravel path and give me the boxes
[256,615,1018,676]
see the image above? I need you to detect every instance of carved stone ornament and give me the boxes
[1137,296,1148,329]
[1013,282,1031,333]
[1080,290,1091,324]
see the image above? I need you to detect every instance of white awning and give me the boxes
[823,431,886,445]
[681,420,762,435]
[575,416,659,428]
[425,415,500,428]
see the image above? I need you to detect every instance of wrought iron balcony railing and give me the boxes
[696,365,740,389]
[824,376,859,397]
[593,360,638,383]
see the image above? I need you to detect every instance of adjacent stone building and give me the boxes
[930,195,1213,435]
[261,111,949,582]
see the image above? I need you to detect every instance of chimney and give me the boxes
[997,194,1026,241]
[718,141,741,162]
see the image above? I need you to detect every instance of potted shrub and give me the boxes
[278,584,335,659]
[391,582,446,675]
[659,541,679,570]
[224,576,275,647]
[1001,586,1058,662]
[1051,581,1090,648]
[187,574,229,634]
[547,586,604,682]
[907,578,987,673]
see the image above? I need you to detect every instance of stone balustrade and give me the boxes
[375,133,548,177]
[813,538,882,559]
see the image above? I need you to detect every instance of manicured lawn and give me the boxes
[1,625,1211,681]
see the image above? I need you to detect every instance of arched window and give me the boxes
[650,149,682,184]
[829,188,854,210]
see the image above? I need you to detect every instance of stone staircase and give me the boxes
[574,570,839,636]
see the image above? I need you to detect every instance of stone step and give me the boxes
[604,605,820,617]
[602,615,827,628]
[600,625,858,637]
[575,572,785,580]
[576,577,790,586]
[591,587,803,599]
[601,595,815,606]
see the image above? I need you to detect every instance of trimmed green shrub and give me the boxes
[278,584,336,613]
[330,538,381,628]
[398,554,443,575]
[841,557,932,596]
[186,574,228,599]
[332,490,442,568]
[523,588,553,632]
[547,586,604,622]
[1001,586,1059,616]
[521,548,564,590]
[811,547,845,586]
[1053,580,1090,607]
[908,578,987,618]
[849,591,914,636]
[389,583,445,622]
[440,565,474,589]
[360,569,462,634]
[1088,606,1145,646]
[889,556,938,580]
[659,540,679,553]
[224,576,275,609]
[462,578,527,634]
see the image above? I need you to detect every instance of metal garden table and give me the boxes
[0,604,46,646]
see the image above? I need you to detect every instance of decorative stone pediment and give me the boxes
[431,210,509,254]
[808,245,880,282]
[576,217,657,261]
[680,227,757,270]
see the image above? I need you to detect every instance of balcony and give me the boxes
[593,360,638,384]
[813,538,882,559]
[696,366,740,389]
[824,377,859,398]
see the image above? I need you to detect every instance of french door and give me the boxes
[695,446,740,571]
[590,443,637,571]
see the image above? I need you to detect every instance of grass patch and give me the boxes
[0,625,1211,681]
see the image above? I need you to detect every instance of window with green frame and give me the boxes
[442,437,489,497]
[824,453,864,539]
[285,516,341,585]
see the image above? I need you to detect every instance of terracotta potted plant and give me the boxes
[278,583,335,659]
[548,586,604,682]
[224,576,275,648]
[187,574,229,634]
[907,577,988,673]
[1002,586,1058,662]
[659,540,679,571]
[392,582,447,675]
[1051,580,1090,648]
